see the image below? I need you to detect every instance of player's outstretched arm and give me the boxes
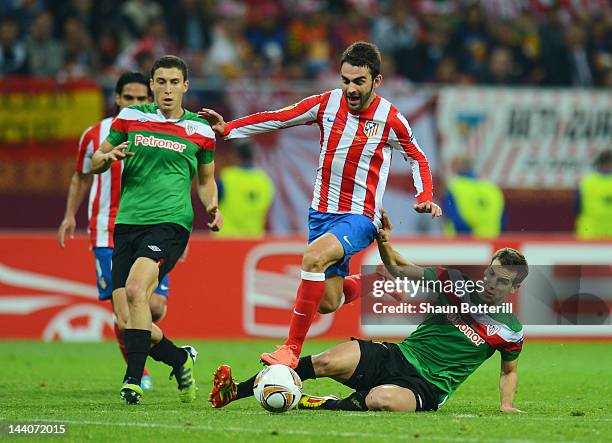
[197,161,223,231]
[499,358,523,413]
[57,171,93,248]
[90,140,133,174]
[376,209,424,280]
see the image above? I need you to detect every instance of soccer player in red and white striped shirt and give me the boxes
[57,72,170,390]
[201,42,442,368]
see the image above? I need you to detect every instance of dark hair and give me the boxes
[491,248,528,285]
[151,55,188,81]
[235,142,253,163]
[594,149,612,169]
[340,41,382,79]
[115,72,152,97]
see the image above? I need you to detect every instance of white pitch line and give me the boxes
[28,418,567,443]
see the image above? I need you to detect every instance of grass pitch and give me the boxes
[0,340,610,442]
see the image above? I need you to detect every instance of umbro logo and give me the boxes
[138,118,147,122]
[148,245,162,252]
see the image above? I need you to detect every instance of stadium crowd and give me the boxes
[1,0,610,87]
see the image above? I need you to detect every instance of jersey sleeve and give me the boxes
[196,122,216,164]
[75,126,95,174]
[387,110,434,204]
[106,108,131,146]
[223,93,324,139]
[498,333,523,361]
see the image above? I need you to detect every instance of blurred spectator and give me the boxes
[478,46,519,85]
[121,0,163,39]
[538,5,572,86]
[61,15,96,77]
[216,142,275,238]
[452,4,490,81]
[165,0,212,52]
[115,17,178,72]
[0,15,27,76]
[25,11,64,77]
[244,2,286,64]
[207,19,247,79]
[371,1,421,80]
[575,150,612,240]
[442,156,505,239]
[564,24,594,87]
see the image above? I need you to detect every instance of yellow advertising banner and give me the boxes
[0,78,103,145]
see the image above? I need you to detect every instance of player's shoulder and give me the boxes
[181,111,216,137]
[79,117,109,142]
[116,103,157,119]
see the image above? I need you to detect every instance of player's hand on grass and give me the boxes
[57,216,76,248]
[105,141,133,162]
[207,204,223,231]
[413,201,442,218]
[377,208,392,243]
[198,108,226,136]
[500,406,524,414]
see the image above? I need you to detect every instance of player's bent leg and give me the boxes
[261,234,345,367]
[311,340,361,382]
[149,293,168,323]
[365,385,418,412]
[318,275,344,314]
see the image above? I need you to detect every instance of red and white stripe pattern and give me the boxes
[223,89,433,225]
[75,117,121,248]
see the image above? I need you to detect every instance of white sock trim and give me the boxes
[301,270,326,281]
[338,294,346,308]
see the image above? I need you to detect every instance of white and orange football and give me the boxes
[253,365,302,413]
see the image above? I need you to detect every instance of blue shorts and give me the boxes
[307,208,378,277]
[93,247,169,301]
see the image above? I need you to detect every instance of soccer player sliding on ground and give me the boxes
[200,42,442,368]
[91,55,223,404]
[58,72,177,391]
[210,211,527,413]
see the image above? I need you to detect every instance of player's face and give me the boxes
[481,259,519,304]
[115,83,150,110]
[340,63,382,112]
[150,67,189,115]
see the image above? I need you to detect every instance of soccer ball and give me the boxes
[253,365,302,413]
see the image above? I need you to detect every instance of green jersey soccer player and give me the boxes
[210,210,527,413]
[91,55,222,405]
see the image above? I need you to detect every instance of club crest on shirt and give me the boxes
[186,123,197,136]
[486,322,500,336]
[364,120,380,137]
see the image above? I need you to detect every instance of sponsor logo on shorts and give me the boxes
[134,134,187,153]
[148,245,162,252]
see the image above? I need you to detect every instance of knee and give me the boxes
[125,280,148,305]
[366,388,395,411]
[302,250,326,273]
[317,297,339,314]
[311,351,337,376]
[149,297,167,323]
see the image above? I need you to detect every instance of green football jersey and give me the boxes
[397,267,524,406]
[106,103,216,231]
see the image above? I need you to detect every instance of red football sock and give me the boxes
[343,273,382,305]
[285,271,326,355]
[114,321,150,376]
[113,321,128,364]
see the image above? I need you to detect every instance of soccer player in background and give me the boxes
[200,41,442,368]
[58,72,168,390]
[90,55,222,404]
[210,210,527,413]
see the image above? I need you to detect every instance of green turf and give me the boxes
[0,340,610,442]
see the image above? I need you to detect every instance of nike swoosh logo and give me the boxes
[343,235,353,248]
[293,309,306,316]
[160,285,168,291]
[326,117,334,123]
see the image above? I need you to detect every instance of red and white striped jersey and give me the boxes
[75,117,121,248]
[223,89,433,225]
